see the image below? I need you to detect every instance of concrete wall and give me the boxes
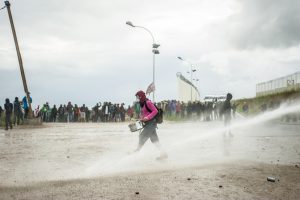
[176,72,200,102]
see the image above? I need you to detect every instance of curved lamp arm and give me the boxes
[126,21,155,44]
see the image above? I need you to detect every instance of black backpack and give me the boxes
[144,101,163,124]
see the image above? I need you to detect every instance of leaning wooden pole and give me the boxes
[5,1,32,117]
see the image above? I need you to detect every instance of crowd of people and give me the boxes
[2,94,300,130]
[37,102,128,123]
[0,99,131,125]
[0,96,31,130]
[0,95,235,127]
[156,100,237,121]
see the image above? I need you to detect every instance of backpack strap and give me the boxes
[144,101,152,113]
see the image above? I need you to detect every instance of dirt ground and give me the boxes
[1,161,299,200]
[0,119,300,200]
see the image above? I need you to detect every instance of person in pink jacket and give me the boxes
[134,90,167,160]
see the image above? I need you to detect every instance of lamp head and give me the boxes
[152,49,160,54]
[126,21,135,27]
[153,43,160,48]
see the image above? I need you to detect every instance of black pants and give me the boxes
[139,121,159,147]
[13,112,21,125]
[5,113,12,130]
[24,108,29,119]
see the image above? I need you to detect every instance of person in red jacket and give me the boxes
[134,90,167,160]
[127,105,134,120]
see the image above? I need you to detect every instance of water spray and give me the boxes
[170,101,300,147]
[84,101,300,178]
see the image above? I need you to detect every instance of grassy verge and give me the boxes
[0,114,4,127]
[234,90,300,116]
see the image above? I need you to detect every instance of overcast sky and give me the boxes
[0,0,299,107]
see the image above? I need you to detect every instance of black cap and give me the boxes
[226,93,233,100]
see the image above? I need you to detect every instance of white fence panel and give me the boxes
[256,71,300,96]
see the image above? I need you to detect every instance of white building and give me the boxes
[256,71,300,97]
[176,72,200,102]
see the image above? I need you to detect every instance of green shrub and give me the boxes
[0,114,4,127]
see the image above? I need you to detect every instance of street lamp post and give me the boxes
[4,1,32,117]
[177,56,196,102]
[126,21,160,102]
[193,78,200,100]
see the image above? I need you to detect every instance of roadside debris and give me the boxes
[267,177,276,182]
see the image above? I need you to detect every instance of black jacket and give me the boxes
[4,102,13,114]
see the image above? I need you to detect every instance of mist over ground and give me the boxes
[0,103,300,199]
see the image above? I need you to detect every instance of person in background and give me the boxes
[120,103,126,122]
[13,97,22,125]
[231,102,238,119]
[34,105,40,118]
[51,105,58,122]
[66,102,73,123]
[79,104,87,122]
[84,106,90,122]
[127,105,134,120]
[22,93,32,119]
[133,90,167,160]
[4,98,13,131]
[133,101,140,119]
[221,93,233,136]
[74,104,80,122]
[58,105,64,122]
[0,106,3,119]
[242,102,249,115]
[41,104,48,122]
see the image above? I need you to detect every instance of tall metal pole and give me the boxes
[5,1,32,117]
[126,21,159,102]
[153,52,155,102]
[134,25,156,102]
[190,65,193,102]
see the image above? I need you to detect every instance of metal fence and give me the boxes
[256,71,300,96]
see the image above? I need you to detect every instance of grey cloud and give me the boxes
[1,0,299,105]
[227,0,300,49]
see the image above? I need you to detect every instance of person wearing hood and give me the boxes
[134,90,167,160]
[4,98,13,131]
[22,93,32,119]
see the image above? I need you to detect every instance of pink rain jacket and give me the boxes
[141,100,158,121]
